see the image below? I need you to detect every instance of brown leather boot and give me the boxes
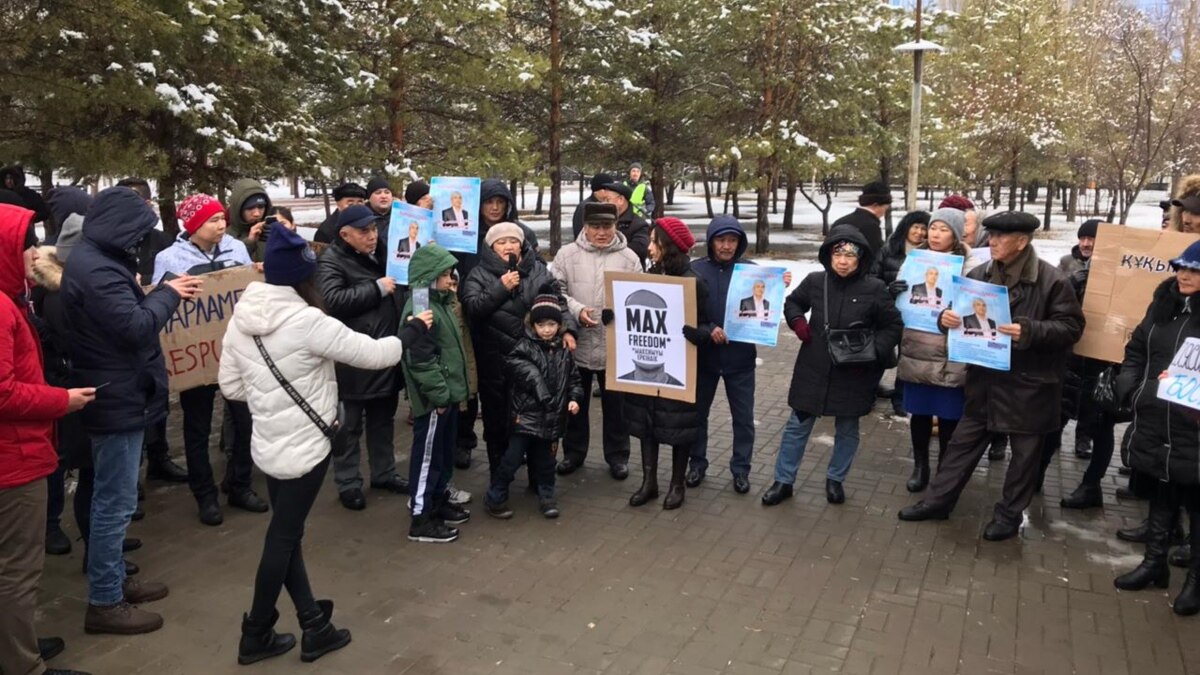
[123,578,169,604]
[85,602,164,635]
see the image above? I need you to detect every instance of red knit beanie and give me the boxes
[938,194,975,212]
[654,217,695,252]
[177,194,225,235]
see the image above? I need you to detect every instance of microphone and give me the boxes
[506,253,518,272]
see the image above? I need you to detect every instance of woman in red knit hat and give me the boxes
[622,217,714,509]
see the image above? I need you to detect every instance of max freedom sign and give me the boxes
[604,271,698,403]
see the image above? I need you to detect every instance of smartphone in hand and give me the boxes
[412,287,429,315]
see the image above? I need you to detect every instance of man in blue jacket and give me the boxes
[689,216,789,493]
[62,187,203,635]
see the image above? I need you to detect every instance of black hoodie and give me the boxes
[0,165,50,225]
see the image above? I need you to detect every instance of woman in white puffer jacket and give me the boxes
[218,226,430,666]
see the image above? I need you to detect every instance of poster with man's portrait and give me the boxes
[896,249,963,334]
[387,202,434,284]
[724,264,787,347]
[604,271,697,403]
[947,275,1012,371]
[430,176,481,254]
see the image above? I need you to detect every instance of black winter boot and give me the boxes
[237,609,296,665]
[298,600,351,663]
[1115,492,1175,591]
[1174,517,1200,616]
[907,444,930,493]
[662,445,687,510]
[629,441,659,507]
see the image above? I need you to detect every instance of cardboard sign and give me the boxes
[604,271,698,403]
[1158,337,1200,411]
[1075,224,1199,363]
[158,266,262,393]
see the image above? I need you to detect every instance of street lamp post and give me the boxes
[895,0,943,212]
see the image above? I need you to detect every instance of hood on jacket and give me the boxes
[0,204,34,299]
[82,187,159,255]
[30,246,62,291]
[232,281,311,337]
[47,186,92,229]
[1149,277,1200,325]
[886,210,931,256]
[479,179,519,225]
[819,225,874,279]
[0,165,26,189]
[228,178,271,235]
[408,243,459,288]
[704,215,747,263]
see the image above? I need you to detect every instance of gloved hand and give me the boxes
[887,279,909,297]
[1070,267,1088,297]
[682,325,709,346]
[790,317,811,343]
[601,309,614,326]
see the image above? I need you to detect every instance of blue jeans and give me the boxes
[691,368,756,476]
[87,430,144,606]
[773,411,860,485]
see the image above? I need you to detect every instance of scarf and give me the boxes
[988,243,1037,290]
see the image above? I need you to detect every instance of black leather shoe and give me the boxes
[1115,561,1170,590]
[123,538,142,553]
[454,447,472,470]
[125,559,139,576]
[228,490,269,513]
[1118,466,1132,476]
[1171,544,1193,569]
[684,467,704,488]
[38,636,65,661]
[1061,484,1103,510]
[370,475,410,495]
[1117,519,1150,543]
[146,456,189,483]
[825,479,845,505]
[982,519,1020,541]
[339,489,366,511]
[898,501,951,522]
[198,498,223,526]
[609,463,629,481]
[556,457,582,475]
[761,482,793,506]
[732,474,750,494]
[46,527,71,555]
[131,506,144,522]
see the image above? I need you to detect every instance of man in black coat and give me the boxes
[570,173,615,239]
[317,205,409,511]
[899,212,1084,541]
[314,182,367,244]
[62,186,204,634]
[828,181,891,255]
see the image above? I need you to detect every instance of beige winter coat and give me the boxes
[896,241,977,388]
[550,229,642,371]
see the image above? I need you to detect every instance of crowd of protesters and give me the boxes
[4,162,1200,674]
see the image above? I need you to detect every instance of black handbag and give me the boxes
[253,336,345,442]
[823,277,877,366]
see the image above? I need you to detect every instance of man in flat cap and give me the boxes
[899,211,1084,542]
[314,182,368,244]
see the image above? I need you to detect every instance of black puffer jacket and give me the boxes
[784,227,903,418]
[623,269,713,446]
[461,242,572,357]
[506,325,584,440]
[1117,278,1200,484]
[317,238,402,399]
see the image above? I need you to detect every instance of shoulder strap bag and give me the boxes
[253,336,344,440]
[823,276,877,366]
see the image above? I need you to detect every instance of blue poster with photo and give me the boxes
[897,250,964,334]
[430,176,481,254]
[386,202,434,285]
[947,275,1012,371]
[723,264,787,347]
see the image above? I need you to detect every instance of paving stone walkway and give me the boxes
[35,335,1200,674]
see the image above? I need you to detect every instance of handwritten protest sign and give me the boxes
[1076,224,1199,363]
[1158,338,1200,411]
[158,266,261,393]
[605,271,697,403]
[947,275,1011,371]
[723,264,786,347]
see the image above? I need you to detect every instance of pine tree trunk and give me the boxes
[159,173,180,239]
[1043,179,1055,230]
[783,173,797,231]
[1008,152,1019,212]
[730,162,740,219]
[322,180,332,218]
[701,163,714,218]
[1067,184,1078,222]
[547,0,563,252]
[667,179,676,205]
[535,185,544,215]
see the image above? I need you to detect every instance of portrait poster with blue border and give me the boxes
[723,264,787,347]
[947,275,1011,371]
[386,202,434,285]
[430,176,481,254]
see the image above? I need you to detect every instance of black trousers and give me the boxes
[143,418,170,463]
[925,416,1044,525]
[408,407,458,518]
[563,368,629,467]
[457,396,479,451]
[248,456,329,623]
[332,393,400,492]
[179,385,253,503]
[488,433,556,504]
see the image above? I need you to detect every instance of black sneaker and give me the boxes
[408,516,458,543]
[539,498,560,519]
[437,503,470,525]
[485,501,514,519]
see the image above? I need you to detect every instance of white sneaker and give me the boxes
[448,485,472,505]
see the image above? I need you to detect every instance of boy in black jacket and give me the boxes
[484,288,583,519]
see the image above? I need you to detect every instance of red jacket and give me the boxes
[0,204,67,489]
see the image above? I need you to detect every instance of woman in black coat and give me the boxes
[622,218,712,510]
[762,226,902,507]
[461,223,574,477]
[1113,241,1200,615]
[875,210,929,285]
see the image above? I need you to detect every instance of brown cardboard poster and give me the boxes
[158,266,262,392]
[604,271,698,403]
[1075,224,1199,363]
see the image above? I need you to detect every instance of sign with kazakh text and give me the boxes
[158,266,262,393]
